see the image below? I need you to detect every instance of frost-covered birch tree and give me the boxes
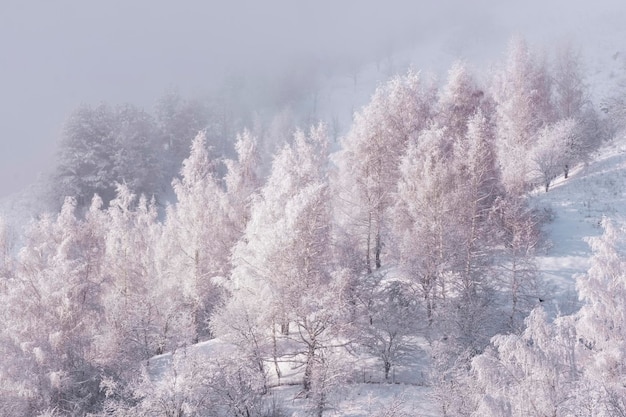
[491,37,555,194]
[161,131,233,341]
[471,308,577,417]
[334,71,435,273]
[0,199,105,415]
[215,124,348,411]
[531,118,579,191]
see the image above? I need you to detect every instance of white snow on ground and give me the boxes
[148,335,439,416]
[275,383,439,417]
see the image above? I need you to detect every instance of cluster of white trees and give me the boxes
[466,218,626,417]
[52,70,329,212]
[0,128,260,416]
[54,95,208,207]
[0,38,612,416]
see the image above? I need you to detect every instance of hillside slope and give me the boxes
[533,132,626,316]
[142,132,626,417]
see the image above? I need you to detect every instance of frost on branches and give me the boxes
[468,219,626,417]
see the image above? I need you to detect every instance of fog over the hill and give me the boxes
[0,0,624,197]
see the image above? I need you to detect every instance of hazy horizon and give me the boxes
[1,0,624,198]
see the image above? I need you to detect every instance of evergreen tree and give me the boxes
[55,103,161,207]
[224,129,262,233]
[216,124,347,407]
[162,131,231,341]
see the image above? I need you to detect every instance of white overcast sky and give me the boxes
[0,1,625,197]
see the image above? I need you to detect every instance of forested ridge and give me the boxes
[1,37,626,417]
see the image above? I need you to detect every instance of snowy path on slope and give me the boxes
[532,136,626,314]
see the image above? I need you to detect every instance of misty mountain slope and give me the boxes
[4,3,626,415]
[313,4,626,147]
[533,131,626,314]
[2,5,626,225]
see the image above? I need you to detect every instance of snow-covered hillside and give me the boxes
[533,131,626,315]
[4,6,626,415]
[139,130,626,417]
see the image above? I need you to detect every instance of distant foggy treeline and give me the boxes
[50,67,326,209]
[1,37,625,417]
